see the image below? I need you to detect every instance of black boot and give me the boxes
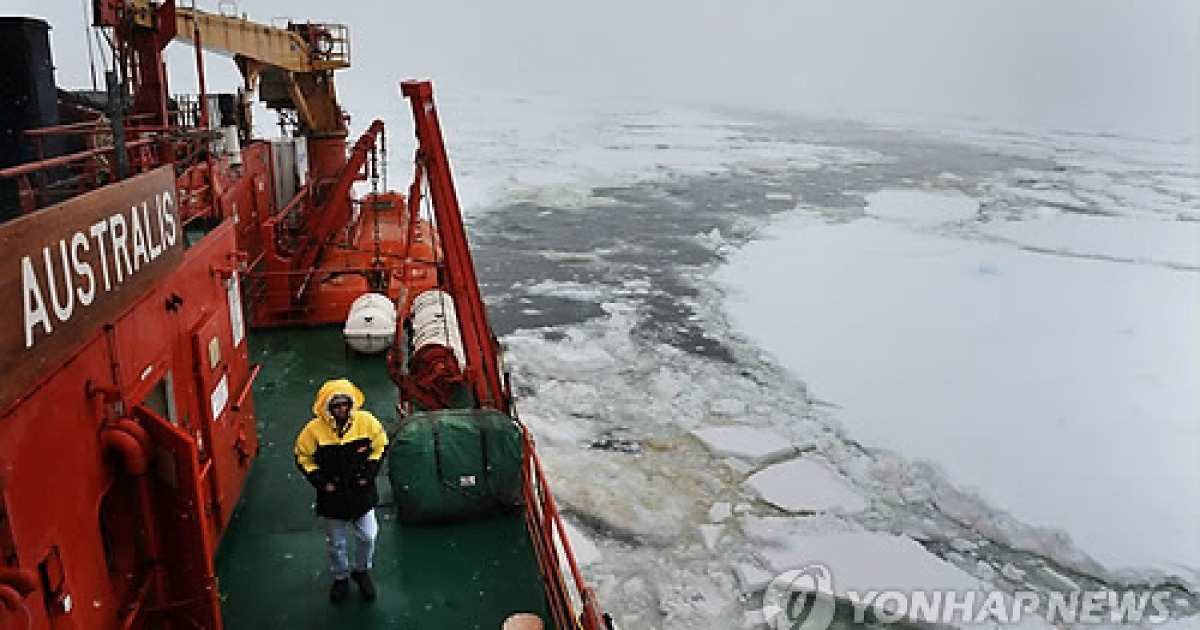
[351,571,376,601]
[329,578,349,603]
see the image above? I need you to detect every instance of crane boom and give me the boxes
[173,7,348,73]
[171,5,350,137]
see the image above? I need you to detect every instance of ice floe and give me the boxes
[745,457,868,514]
[864,188,981,226]
[690,425,797,466]
[719,206,1198,577]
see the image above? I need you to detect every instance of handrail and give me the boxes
[265,180,313,227]
[520,426,607,630]
[231,364,261,412]
[247,264,425,278]
[0,138,155,180]
[21,113,157,137]
[522,432,573,629]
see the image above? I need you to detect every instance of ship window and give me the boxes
[141,372,177,425]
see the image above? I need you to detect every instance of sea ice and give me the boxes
[561,520,601,567]
[1000,564,1027,582]
[982,212,1199,269]
[707,397,746,418]
[719,209,1199,577]
[746,457,868,514]
[733,563,774,594]
[690,426,797,466]
[752,527,980,591]
[864,189,980,226]
[522,279,610,302]
[708,502,732,522]
[698,524,723,552]
[951,538,980,553]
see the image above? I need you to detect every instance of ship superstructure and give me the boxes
[0,2,607,628]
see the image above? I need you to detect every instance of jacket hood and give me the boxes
[312,378,366,423]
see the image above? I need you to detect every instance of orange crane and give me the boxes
[92,0,406,325]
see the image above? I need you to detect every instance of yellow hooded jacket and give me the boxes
[294,379,389,519]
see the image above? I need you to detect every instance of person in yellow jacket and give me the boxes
[295,379,389,603]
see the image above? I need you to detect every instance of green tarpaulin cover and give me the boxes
[388,409,525,524]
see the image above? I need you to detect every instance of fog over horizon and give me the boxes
[10,0,1199,139]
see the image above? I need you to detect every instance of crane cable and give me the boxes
[369,138,383,275]
[363,125,392,293]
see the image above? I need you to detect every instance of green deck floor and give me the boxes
[215,327,551,629]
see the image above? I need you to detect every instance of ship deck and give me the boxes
[215,326,552,629]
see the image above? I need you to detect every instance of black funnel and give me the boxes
[0,17,60,218]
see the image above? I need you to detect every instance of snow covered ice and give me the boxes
[690,426,797,467]
[719,165,1198,581]
[439,89,1198,628]
[745,458,869,515]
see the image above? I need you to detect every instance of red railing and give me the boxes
[0,136,159,212]
[1,100,219,215]
[520,426,607,630]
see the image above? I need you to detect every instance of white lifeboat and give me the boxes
[343,293,397,353]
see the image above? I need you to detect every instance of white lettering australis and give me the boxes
[160,191,178,247]
[21,255,52,348]
[144,200,162,258]
[44,242,75,322]
[130,203,148,271]
[71,232,95,306]
[19,184,180,350]
[109,213,131,283]
[89,219,112,291]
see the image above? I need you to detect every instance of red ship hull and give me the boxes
[0,167,257,628]
[0,4,608,628]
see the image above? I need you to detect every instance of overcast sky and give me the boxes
[11,0,1199,138]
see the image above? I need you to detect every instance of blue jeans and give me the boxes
[324,509,378,580]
